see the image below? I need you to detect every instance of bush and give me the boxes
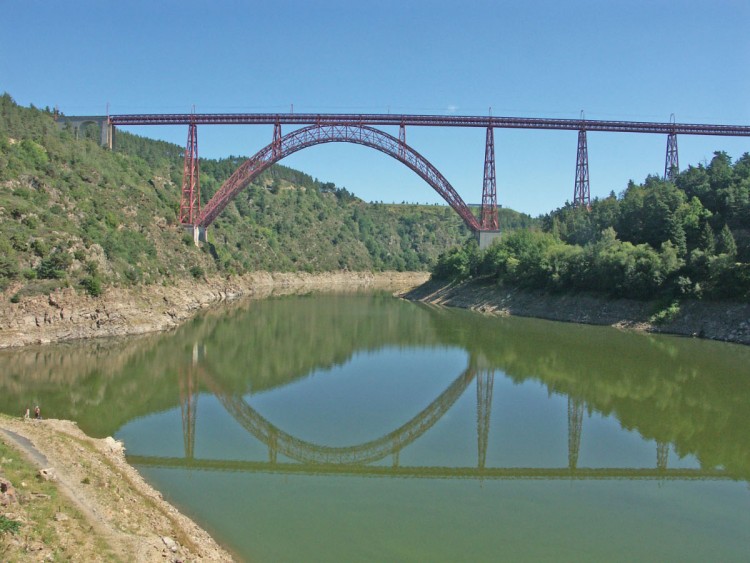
[189,265,205,279]
[649,300,681,325]
[431,239,478,281]
[80,276,102,297]
[36,248,72,279]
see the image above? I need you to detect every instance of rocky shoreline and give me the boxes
[1,271,746,560]
[0,271,429,349]
[403,278,750,346]
[0,271,430,561]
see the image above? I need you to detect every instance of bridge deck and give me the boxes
[126,455,735,481]
[108,113,750,137]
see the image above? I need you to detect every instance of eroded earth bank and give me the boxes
[404,278,750,345]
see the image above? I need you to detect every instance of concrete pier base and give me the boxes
[477,230,501,250]
[184,225,207,246]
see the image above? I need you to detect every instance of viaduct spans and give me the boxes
[59,111,750,239]
[109,113,750,137]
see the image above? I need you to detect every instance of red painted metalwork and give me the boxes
[109,112,750,137]
[197,124,481,231]
[573,129,590,207]
[665,133,679,181]
[179,122,200,224]
[480,126,498,230]
[272,119,282,160]
[398,121,406,160]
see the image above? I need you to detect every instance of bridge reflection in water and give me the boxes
[127,346,733,483]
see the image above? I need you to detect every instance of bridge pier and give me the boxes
[477,230,501,250]
[573,127,590,207]
[480,125,499,230]
[179,366,199,460]
[54,115,114,149]
[476,371,494,470]
[665,133,679,181]
[184,224,207,246]
[568,397,584,470]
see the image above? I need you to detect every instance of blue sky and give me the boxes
[2,0,749,216]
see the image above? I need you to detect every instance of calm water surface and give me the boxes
[2,291,749,561]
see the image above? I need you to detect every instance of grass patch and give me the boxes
[0,514,21,534]
[649,299,681,325]
[0,419,121,561]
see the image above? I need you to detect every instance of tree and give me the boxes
[716,224,737,257]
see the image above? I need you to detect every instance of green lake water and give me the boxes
[1,291,749,561]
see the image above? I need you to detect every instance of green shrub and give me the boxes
[0,514,21,534]
[190,265,205,279]
[36,248,72,279]
[650,300,681,325]
[80,276,102,297]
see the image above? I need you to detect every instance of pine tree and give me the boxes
[716,224,737,257]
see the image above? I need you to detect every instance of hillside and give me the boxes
[432,150,750,303]
[0,94,534,300]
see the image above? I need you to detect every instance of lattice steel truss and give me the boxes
[573,129,590,207]
[179,122,200,224]
[197,124,482,231]
[665,132,679,181]
[480,127,499,230]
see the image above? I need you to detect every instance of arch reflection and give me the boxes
[127,346,735,483]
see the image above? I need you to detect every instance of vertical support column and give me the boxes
[480,126,499,231]
[567,396,584,470]
[100,119,111,149]
[179,121,201,225]
[573,128,591,208]
[476,371,494,470]
[272,118,282,160]
[268,428,278,464]
[665,133,679,181]
[656,441,669,471]
[398,121,406,160]
[179,366,198,460]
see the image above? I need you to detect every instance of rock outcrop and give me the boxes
[0,271,429,348]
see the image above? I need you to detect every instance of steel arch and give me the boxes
[197,124,481,231]
[203,368,476,465]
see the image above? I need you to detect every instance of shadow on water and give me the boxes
[1,290,749,481]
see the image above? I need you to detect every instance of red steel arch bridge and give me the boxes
[58,111,750,246]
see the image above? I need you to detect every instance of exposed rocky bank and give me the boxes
[0,416,234,562]
[404,278,750,345]
[0,271,429,348]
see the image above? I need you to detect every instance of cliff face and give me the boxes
[404,279,750,345]
[0,271,429,348]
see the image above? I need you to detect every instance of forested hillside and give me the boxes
[0,94,532,299]
[433,152,750,302]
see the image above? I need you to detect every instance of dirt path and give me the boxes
[0,416,236,562]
